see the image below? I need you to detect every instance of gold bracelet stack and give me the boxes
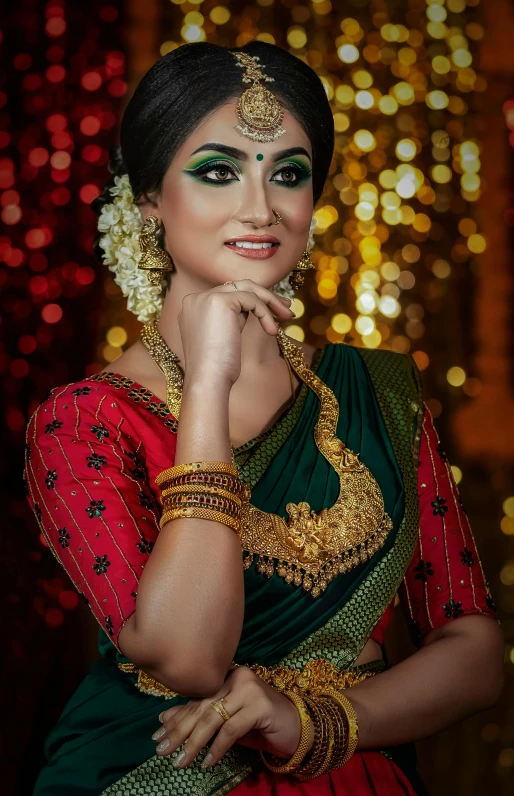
[156,460,251,533]
[255,658,364,780]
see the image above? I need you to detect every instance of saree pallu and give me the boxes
[30,341,426,796]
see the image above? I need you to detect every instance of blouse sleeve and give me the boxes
[23,382,163,652]
[398,403,499,645]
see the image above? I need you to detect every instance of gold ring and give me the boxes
[211,698,231,722]
[223,281,238,291]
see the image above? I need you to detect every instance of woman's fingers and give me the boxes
[200,709,257,768]
[154,698,211,756]
[218,279,295,334]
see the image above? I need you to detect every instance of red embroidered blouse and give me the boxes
[24,373,497,655]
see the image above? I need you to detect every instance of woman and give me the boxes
[24,41,503,795]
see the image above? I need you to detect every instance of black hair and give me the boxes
[92,40,334,263]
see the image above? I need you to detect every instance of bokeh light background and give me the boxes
[2,0,514,793]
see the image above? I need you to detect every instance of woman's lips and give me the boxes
[224,242,280,259]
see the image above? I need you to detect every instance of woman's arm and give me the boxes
[119,369,245,696]
[346,614,503,748]
[346,403,504,747]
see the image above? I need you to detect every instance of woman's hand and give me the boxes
[151,665,313,769]
[178,278,295,386]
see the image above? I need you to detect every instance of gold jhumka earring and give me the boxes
[137,215,174,286]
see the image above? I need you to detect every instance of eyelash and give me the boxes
[190,160,312,187]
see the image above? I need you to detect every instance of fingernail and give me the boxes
[202,753,213,768]
[156,738,171,754]
[173,749,187,767]
[152,726,166,741]
[158,711,166,723]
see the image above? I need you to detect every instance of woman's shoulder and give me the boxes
[25,371,163,444]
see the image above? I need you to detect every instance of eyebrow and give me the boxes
[188,143,312,163]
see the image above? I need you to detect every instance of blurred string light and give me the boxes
[3,1,127,637]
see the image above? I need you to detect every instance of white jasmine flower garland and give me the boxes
[97,173,318,322]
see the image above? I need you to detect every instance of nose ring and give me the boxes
[271,208,282,225]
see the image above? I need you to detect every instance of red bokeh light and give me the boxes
[19,335,37,355]
[82,144,102,163]
[45,17,67,37]
[44,608,64,628]
[1,190,20,206]
[51,131,72,149]
[29,147,50,167]
[51,150,71,170]
[5,248,24,267]
[51,187,70,205]
[46,64,66,83]
[0,131,10,148]
[41,303,63,323]
[6,407,26,432]
[10,359,29,378]
[0,159,15,189]
[30,276,48,295]
[80,184,100,203]
[51,168,70,183]
[59,591,79,610]
[14,53,32,71]
[26,227,53,249]
[22,74,43,92]
[76,266,95,285]
[1,205,22,225]
[82,71,102,91]
[99,111,116,130]
[46,113,67,133]
[80,116,101,136]
[108,79,127,97]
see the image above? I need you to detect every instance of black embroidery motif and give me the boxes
[86,499,106,519]
[45,469,58,490]
[91,425,109,441]
[44,419,62,435]
[443,599,463,619]
[58,528,71,548]
[414,559,434,582]
[431,496,448,516]
[86,452,107,471]
[459,547,474,567]
[136,537,154,555]
[127,451,146,480]
[93,554,111,575]
[105,615,114,637]
[72,386,92,397]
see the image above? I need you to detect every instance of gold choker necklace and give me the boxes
[141,320,392,597]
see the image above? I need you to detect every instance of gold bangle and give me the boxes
[161,484,243,506]
[162,494,242,515]
[317,688,359,767]
[159,473,249,497]
[316,696,346,772]
[292,694,331,780]
[159,506,242,533]
[260,689,312,774]
[156,461,240,485]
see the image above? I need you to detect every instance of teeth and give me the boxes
[231,241,274,249]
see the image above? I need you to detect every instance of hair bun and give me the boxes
[108,144,126,176]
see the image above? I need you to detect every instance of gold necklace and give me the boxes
[141,320,392,597]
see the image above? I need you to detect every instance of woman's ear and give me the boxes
[136,190,160,223]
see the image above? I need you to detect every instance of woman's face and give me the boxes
[145,99,314,292]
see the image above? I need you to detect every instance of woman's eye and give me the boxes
[193,161,238,183]
[272,165,311,186]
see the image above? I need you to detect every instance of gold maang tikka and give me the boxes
[231,51,286,143]
[137,215,174,286]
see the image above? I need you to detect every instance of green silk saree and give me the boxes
[32,340,425,796]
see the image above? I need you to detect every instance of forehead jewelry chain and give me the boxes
[231,51,286,143]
